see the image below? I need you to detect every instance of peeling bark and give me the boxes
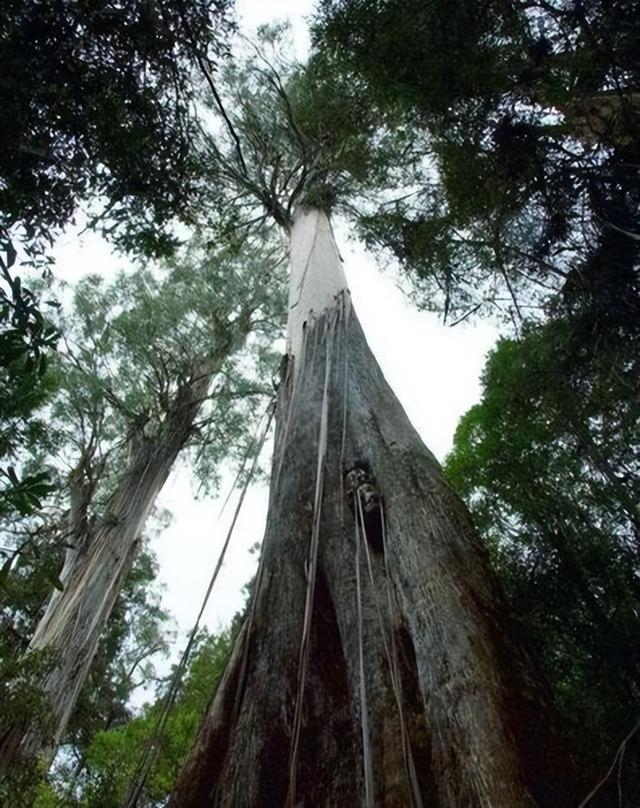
[170,209,577,806]
[0,369,216,771]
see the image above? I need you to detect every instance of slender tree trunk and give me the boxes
[0,369,215,772]
[170,208,576,807]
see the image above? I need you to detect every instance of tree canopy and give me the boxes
[445,312,640,801]
[1,0,234,256]
[314,0,640,324]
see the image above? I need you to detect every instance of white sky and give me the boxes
[51,0,499,686]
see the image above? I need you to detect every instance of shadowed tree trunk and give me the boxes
[0,363,218,772]
[169,208,576,807]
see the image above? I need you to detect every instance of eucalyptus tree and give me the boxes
[0,236,285,773]
[166,35,577,805]
[0,0,233,567]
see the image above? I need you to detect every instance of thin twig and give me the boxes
[577,716,640,807]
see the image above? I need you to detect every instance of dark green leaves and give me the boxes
[0,469,54,518]
[0,0,234,258]
[0,231,59,521]
[445,314,640,791]
[314,0,640,323]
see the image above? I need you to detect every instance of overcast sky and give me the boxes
[52,0,499,682]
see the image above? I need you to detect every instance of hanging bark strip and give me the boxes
[123,402,275,807]
[286,321,333,807]
[170,208,577,807]
[354,502,375,808]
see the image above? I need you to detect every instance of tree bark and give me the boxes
[0,369,214,772]
[170,209,576,807]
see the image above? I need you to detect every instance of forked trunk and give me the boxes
[0,371,213,771]
[170,209,576,806]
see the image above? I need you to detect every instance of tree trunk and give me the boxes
[0,369,214,772]
[170,209,576,807]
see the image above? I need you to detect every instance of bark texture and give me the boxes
[0,370,213,771]
[170,211,576,808]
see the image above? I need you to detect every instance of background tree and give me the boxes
[61,539,172,784]
[445,312,640,803]
[0,0,235,527]
[0,235,284,773]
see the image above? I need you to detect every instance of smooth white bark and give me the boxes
[287,207,348,360]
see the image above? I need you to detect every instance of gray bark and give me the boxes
[170,296,576,806]
[0,369,213,771]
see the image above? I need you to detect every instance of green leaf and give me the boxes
[6,241,17,269]
[0,556,13,587]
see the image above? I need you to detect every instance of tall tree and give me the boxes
[0,238,284,771]
[0,0,234,553]
[156,39,578,803]
[172,205,575,806]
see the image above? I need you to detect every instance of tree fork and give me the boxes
[170,209,576,806]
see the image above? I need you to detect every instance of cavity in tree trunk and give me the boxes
[0,369,214,772]
[170,209,576,807]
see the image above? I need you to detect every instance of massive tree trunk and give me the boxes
[170,208,576,807]
[0,367,216,771]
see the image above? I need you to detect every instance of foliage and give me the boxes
[0,0,234,258]
[26,623,236,807]
[445,313,640,802]
[0,539,172,807]
[81,625,235,806]
[52,231,284,501]
[0,232,59,522]
[189,24,403,233]
[314,0,640,323]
